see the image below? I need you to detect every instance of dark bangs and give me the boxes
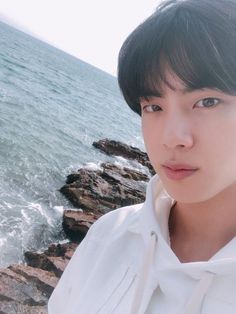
[118,0,236,115]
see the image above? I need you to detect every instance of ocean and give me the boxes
[0,21,144,267]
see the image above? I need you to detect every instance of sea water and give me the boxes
[0,21,144,267]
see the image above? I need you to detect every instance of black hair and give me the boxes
[118,0,236,115]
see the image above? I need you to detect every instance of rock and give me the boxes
[9,264,58,298]
[44,242,78,259]
[25,252,67,278]
[62,211,101,242]
[24,242,78,277]
[0,243,77,313]
[101,163,149,182]
[0,264,58,313]
[60,163,147,215]
[0,302,46,314]
[0,139,154,313]
[93,139,155,175]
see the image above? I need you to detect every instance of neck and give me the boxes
[168,182,236,262]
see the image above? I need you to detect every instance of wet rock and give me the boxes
[60,163,148,215]
[9,264,58,297]
[93,139,155,175]
[0,264,58,313]
[25,252,67,278]
[1,243,79,312]
[101,163,149,182]
[24,242,78,277]
[62,211,101,241]
[44,242,78,259]
[0,139,154,313]
[0,302,46,314]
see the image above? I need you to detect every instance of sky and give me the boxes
[0,0,159,75]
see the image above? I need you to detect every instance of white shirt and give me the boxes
[48,175,236,314]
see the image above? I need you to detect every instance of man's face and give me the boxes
[141,72,236,203]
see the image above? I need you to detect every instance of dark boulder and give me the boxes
[62,211,101,241]
[93,139,155,175]
[0,139,154,313]
[0,264,58,313]
[60,163,148,215]
[24,242,78,277]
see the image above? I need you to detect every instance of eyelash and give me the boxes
[197,98,221,108]
[142,97,221,113]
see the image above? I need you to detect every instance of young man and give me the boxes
[48,0,236,313]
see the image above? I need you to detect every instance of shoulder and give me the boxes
[87,203,143,243]
[48,204,144,313]
[48,203,144,313]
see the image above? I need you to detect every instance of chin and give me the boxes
[161,181,207,203]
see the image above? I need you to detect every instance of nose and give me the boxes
[161,113,194,149]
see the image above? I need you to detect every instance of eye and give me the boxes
[142,104,161,113]
[195,97,220,108]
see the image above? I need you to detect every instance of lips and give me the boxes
[163,163,198,180]
[162,162,198,171]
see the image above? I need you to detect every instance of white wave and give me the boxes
[114,156,151,177]
[3,201,13,209]
[28,202,53,227]
[53,205,64,214]
[21,209,31,224]
[84,162,103,171]
[0,237,7,247]
[7,229,17,238]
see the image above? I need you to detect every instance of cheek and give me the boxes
[207,121,236,179]
[204,116,236,162]
[163,121,236,202]
[141,119,159,153]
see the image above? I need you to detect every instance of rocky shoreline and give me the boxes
[0,139,153,313]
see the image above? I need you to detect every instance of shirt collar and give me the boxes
[138,175,176,246]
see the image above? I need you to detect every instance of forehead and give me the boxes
[146,69,197,98]
[161,70,187,92]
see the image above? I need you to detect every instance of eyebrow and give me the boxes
[141,86,211,100]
